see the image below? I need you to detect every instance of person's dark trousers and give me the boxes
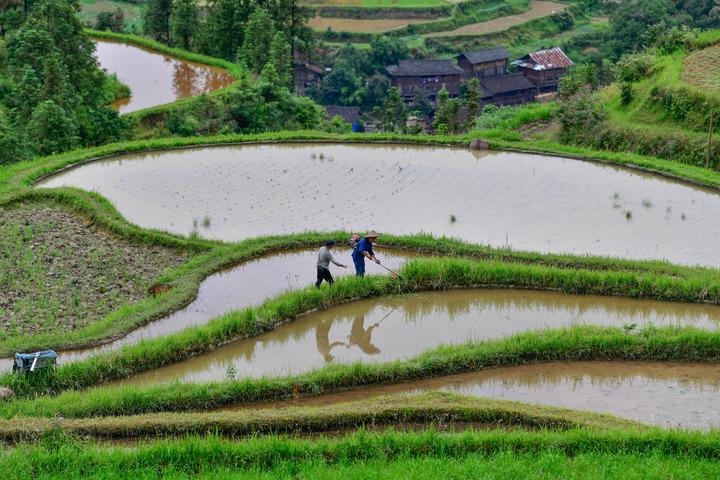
[353,257,365,277]
[316,266,334,287]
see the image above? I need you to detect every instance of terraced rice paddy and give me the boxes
[124,289,720,384]
[683,44,720,95]
[234,361,720,429]
[428,0,567,37]
[0,248,414,370]
[93,39,235,113]
[38,143,720,266]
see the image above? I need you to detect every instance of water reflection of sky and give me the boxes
[39,145,720,266]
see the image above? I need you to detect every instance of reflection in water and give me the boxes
[227,361,720,429]
[94,39,234,113]
[38,144,720,266]
[122,289,720,385]
[0,248,414,372]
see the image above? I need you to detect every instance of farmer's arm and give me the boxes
[363,242,380,263]
[329,251,346,268]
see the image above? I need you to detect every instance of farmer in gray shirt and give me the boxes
[316,240,346,288]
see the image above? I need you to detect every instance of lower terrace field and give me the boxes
[0,202,185,343]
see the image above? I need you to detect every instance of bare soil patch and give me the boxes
[0,204,186,338]
[428,0,567,37]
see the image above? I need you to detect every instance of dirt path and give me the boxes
[309,16,444,33]
[427,0,568,37]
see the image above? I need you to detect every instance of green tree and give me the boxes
[95,9,125,32]
[238,7,275,74]
[463,78,482,124]
[605,0,673,58]
[268,31,292,88]
[319,68,362,105]
[170,0,198,49]
[367,35,408,74]
[143,0,173,42]
[433,87,461,134]
[273,0,313,59]
[196,0,247,60]
[26,99,78,156]
[374,86,406,133]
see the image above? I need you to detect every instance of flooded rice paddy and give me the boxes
[0,248,413,372]
[231,361,720,429]
[37,144,720,266]
[94,39,235,114]
[124,289,720,385]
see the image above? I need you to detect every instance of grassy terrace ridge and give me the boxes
[3,323,720,417]
[5,429,720,479]
[1,133,720,354]
[0,392,643,442]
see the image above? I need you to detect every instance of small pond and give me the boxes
[38,144,720,266]
[94,39,235,114]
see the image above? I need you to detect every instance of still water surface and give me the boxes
[230,361,720,429]
[38,144,720,266]
[94,39,235,114]
[124,289,720,385]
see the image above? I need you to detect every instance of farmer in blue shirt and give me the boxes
[352,231,380,277]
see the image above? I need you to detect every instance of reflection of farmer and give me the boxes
[347,314,381,355]
[316,318,346,362]
[351,231,380,278]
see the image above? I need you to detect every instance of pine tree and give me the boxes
[170,0,199,49]
[268,31,292,88]
[238,7,275,74]
[463,78,482,125]
[143,0,173,43]
[375,87,406,133]
[433,87,461,134]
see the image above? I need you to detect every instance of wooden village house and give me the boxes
[478,73,536,107]
[456,47,510,79]
[512,47,574,93]
[293,61,324,96]
[385,59,464,102]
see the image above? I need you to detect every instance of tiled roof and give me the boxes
[512,47,574,71]
[294,62,324,74]
[479,73,536,96]
[386,59,464,77]
[325,105,360,124]
[459,47,510,65]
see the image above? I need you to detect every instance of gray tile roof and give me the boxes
[386,59,464,77]
[479,73,536,96]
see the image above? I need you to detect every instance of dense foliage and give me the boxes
[0,0,127,163]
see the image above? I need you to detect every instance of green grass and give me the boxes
[3,323,720,417]
[0,202,185,341]
[306,0,450,8]
[4,429,720,479]
[0,392,642,442]
[78,0,143,32]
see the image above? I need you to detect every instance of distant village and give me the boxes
[294,46,574,131]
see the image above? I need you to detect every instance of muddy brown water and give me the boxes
[94,39,235,114]
[0,248,413,372]
[223,361,720,430]
[122,289,720,385]
[37,144,720,266]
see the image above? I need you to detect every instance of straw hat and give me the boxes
[365,230,379,238]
